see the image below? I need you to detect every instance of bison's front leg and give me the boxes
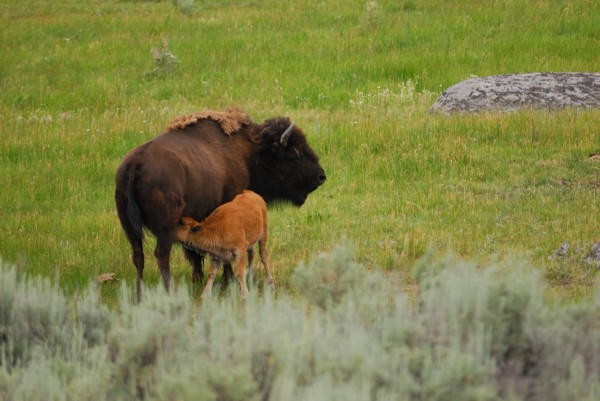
[222,263,234,285]
[184,248,205,283]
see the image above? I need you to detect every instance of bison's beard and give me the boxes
[289,185,323,206]
[255,172,324,207]
[292,195,307,207]
[262,189,308,207]
[290,178,326,206]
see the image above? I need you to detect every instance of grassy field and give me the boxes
[0,0,599,303]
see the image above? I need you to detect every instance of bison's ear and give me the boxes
[280,121,294,147]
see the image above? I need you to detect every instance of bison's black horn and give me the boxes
[280,121,294,147]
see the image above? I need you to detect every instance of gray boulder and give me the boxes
[430,72,600,114]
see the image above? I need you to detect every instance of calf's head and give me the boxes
[250,118,326,206]
[174,217,202,243]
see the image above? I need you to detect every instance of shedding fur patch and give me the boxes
[167,108,250,135]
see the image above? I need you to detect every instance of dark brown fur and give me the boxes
[115,110,325,300]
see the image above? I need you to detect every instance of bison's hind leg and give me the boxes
[154,234,175,293]
[146,191,185,293]
[115,185,145,302]
[133,240,145,302]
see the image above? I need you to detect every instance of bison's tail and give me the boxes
[126,163,144,241]
[115,162,144,245]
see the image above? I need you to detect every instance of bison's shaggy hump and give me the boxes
[167,108,250,134]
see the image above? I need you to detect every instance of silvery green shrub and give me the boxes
[0,264,70,368]
[74,285,112,347]
[172,0,195,15]
[522,302,600,401]
[1,247,600,400]
[292,243,379,310]
[146,38,179,78]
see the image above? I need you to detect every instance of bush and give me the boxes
[0,248,600,400]
[0,264,71,368]
[172,0,196,15]
[145,38,180,78]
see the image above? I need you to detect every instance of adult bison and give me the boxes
[115,109,325,299]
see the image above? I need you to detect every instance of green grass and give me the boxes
[0,0,599,303]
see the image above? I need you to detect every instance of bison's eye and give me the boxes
[190,226,201,233]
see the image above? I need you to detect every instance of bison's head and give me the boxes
[249,118,326,206]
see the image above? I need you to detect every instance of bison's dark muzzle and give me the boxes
[309,168,326,193]
[314,167,327,191]
[318,172,326,186]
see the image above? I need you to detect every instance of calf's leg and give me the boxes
[201,257,220,299]
[246,247,255,288]
[258,238,274,288]
[234,249,250,300]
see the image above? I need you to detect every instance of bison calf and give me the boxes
[175,190,273,299]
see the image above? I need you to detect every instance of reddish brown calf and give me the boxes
[175,190,273,299]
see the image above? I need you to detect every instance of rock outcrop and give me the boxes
[430,72,600,114]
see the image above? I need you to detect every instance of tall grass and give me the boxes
[2,246,600,400]
[0,0,599,302]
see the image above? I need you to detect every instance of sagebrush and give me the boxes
[1,245,600,400]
